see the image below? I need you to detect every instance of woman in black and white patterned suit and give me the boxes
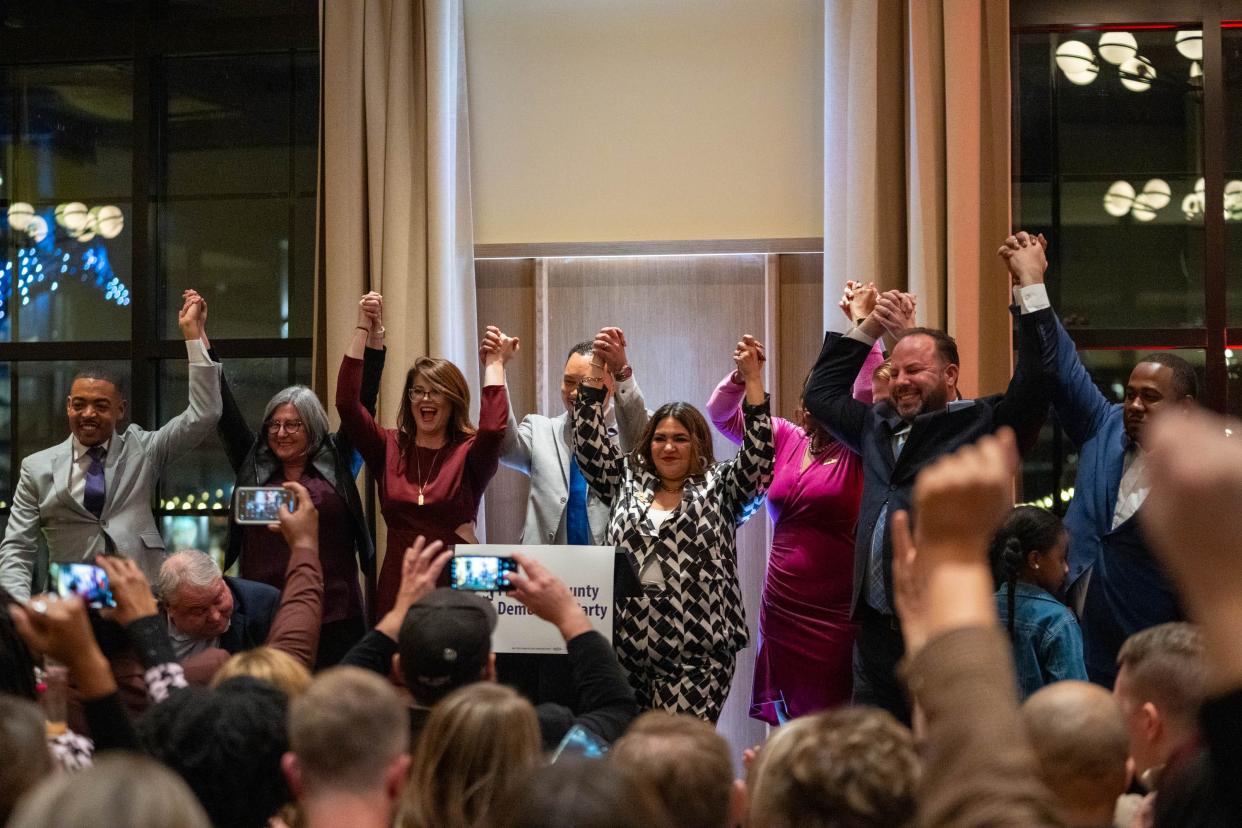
[573,335,774,722]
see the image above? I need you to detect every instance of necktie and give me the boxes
[84,445,106,518]
[566,456,592,545]
[865,425,911,614]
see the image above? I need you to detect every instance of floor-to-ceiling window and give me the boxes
[1012,1,1242,509]
[0,0,317,577]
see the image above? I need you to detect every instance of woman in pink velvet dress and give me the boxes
[707,285,905,724]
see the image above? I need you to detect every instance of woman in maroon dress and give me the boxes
[336,292,512,616]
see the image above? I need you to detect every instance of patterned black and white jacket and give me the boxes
[573,384,773,717]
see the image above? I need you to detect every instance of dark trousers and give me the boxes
[851,604,911,725]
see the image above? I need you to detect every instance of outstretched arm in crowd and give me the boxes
[892,429,1064,828]
[1141,409,1242,816]
[508,553,638,745]
[340,537,451,674]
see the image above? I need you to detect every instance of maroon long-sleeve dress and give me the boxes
[335,355,507,615]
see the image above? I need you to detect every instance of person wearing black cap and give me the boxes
[341,541,637,750]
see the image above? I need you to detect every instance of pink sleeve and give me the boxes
[335,355,388,472]
[706,372,746,446]
[852,340,886,405]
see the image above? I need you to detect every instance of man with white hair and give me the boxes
[156,481,324,684]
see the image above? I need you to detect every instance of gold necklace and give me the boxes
[658,480,685,494]
[414,443,444,506]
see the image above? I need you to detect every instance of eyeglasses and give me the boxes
[409,387,445,401]
[266,420,305,435]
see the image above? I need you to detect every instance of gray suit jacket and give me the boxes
[0,358,222,600]
[500,377,648,545]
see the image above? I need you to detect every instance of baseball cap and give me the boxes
[397,588,497,703]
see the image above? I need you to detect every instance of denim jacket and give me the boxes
[995,582,1088,699]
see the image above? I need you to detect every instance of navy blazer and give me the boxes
[217,576,280,655]
[803,307,1058,617]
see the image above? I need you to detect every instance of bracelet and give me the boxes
[612,365,633,382]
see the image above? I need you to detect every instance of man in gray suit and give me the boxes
[501,327,649,545]
[0,293,222,600]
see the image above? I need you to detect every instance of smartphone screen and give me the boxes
[233,487,295,525]
[51,562,115,609]
[449,555,518,592]
[551,724,609,762]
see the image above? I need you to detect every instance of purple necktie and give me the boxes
[84,446,106,518]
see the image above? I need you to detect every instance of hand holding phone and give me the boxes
[233,486,297,525]
[50,562,115,609]
[449,555,518,592]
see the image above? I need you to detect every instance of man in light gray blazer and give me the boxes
[0,293,222,600]
[501,328,649,545]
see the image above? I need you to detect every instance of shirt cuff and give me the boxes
[1012,283,1050,314]
[615,374,636,394]
[846,326,878,346]
[184,338,212,365]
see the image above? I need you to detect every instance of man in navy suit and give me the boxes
[1001,231,1194,687]
[804,277,1058,722]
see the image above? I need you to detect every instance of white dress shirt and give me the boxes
[1112,445,1150,529]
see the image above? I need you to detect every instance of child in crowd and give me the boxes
[988,506,1088,698]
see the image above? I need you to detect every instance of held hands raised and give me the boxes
[733,335,765,382]
[592,327,630,375]
[479,325,520,365]
[178,289,206,340]
[996,231,1049,287]
[357,291,383,333]
[839,280,880,324]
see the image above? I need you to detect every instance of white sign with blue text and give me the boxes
[453,544,615,655]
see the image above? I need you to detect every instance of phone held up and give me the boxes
[233,486,296,525]
[449,555,518,592]
[50,562,116,609]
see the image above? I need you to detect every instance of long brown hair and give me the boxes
[397,357,475,457]
[633,402,716,478]
[399,683,541,828]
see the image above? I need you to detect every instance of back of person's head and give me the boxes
[211,646,312,697]
[748,707,919,828]
[610,711,739,828]
[400,682,540,828]
[287,667,411,796]
[1116,623,1206,733]
[1021,681,1129,824]
[0,589,37,699]
[397,587,497,705]
[9,752,209,828]
[139,677,291,828]
[501,758,674,828]
[0,695,52,824]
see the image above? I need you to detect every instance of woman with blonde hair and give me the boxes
[399,682,541,828]
[336,292,513,615]
[210,646,312,697]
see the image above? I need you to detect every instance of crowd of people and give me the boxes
[0,231,1239,826]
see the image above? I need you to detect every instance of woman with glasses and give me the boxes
[336,293,512,616]
[205,290,383,667]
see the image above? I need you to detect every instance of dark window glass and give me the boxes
[160,0,313,20]
[1015,27,1207,329]
[1225,26,1242,324]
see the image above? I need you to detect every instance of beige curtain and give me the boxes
[316,0,479,418]
[315,0,479,589]
[824,0,1011,397]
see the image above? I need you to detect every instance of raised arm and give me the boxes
[573,383,625,507]
[720,336,774,524]
[338,296,387,477]
[335,292,389,472]
[593,327,650,453]
[144,291,223,470]
[802,331,873,453]
[706,371,747,445]
[468,327,514,486]
[999,232,1109,448]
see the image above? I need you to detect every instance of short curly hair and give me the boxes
[748,707,919,828]
[139,677,290,828]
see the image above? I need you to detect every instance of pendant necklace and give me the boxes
[414,443,444,506]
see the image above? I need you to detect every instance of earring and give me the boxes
[1033,563,1040,569]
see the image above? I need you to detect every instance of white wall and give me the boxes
[464,0,824,244]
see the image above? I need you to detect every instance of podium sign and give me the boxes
[454,544,615,655]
